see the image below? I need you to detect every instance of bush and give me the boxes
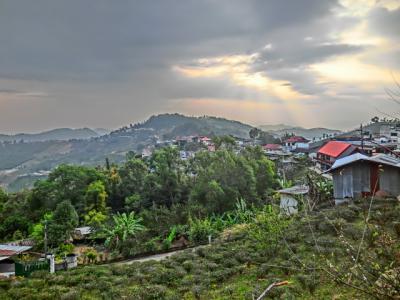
[188,217,216,243]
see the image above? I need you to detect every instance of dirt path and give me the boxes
[114,247,200,265]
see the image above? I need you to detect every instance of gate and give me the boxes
[15,259,50,277]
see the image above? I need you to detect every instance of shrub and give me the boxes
[144,236,160,253]
[188,217,216,243]
[182,260,194,272]
[60,290,80,300]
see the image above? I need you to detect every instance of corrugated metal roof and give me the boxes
[0,244,32,260]
[74,226,92,235]
[0,245,32,253]
[329,153,400,172]
[278,185,309,195]
[0,250,17,256]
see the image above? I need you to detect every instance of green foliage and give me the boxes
[84,180,107,214]
[47,200,79,247]
[2,203,399,299]
[104,212,145,249]
[30,164,105,216]
[84,209,107,230]
[162,226,177,250]
[58,243,74,256]
[188,217,216,243]
[249,205,290,253]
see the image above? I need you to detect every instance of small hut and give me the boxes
[328,153,400,203]
[278,185,309,215]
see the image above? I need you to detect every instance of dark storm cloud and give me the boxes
[0,0,339,81]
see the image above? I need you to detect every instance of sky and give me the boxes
[0,0,399,133]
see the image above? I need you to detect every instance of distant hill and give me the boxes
[258,124,296,132]
[0,128,101,142]
[259,124,341,140]
[0,114,254,191]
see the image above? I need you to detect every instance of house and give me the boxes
[73,226,93,240]
[0,244,32,277]
[141,147,153,158]
[263,144,282,153]
[316,141,359,171]
[283,136,309,152]
[278,185,309,215]
[199,136,212,146]
[327,153,400,204]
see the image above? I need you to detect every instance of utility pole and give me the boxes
[360,124,364,151]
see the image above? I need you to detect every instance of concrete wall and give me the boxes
[280,194,298,215]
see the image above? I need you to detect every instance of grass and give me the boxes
[1,202,399,299]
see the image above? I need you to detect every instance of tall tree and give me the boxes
[47,200,79,247]
[84,180,108,213]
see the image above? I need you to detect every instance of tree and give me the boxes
[84,209,107,230]
[47,200,79,247]
[30,164,105,216]
[117,158,147,203]
[84,180,108,213]
[144,147,187,208]
[104,212,145,249]
[212,135,236,150]
[249,128,262,139]
[0,187,7,214]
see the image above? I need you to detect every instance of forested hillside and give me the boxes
[0,128,102,143]
[0,145,399,298]
[0,114,254,191]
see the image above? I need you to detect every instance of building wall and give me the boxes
[332,162,370,199]
[379,166,400,196]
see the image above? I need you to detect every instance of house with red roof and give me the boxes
[316,141,359,170]
[283,136,309,152]
[263,143,282,152]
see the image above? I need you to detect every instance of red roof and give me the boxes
[318,141,351,158]
[285,136,308,143]
[263,144,282,150]
[0,250,16,256]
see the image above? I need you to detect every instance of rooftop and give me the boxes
[329,153,400,172]
[318,141,352,158]
[285,136,308,143]
[278,185,309,195]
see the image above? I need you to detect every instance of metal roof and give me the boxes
[74,226,92,235]
[0,245,32,252]
[328,153,400,172]
[278,185,309,195]
[318,141,352,158]
[0,244,32,260]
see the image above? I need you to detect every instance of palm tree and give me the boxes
[104,211,145,249]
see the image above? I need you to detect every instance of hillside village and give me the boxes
[0,115,400,299]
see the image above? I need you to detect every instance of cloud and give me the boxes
[368,6,400,40]
[0,0,398,132]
